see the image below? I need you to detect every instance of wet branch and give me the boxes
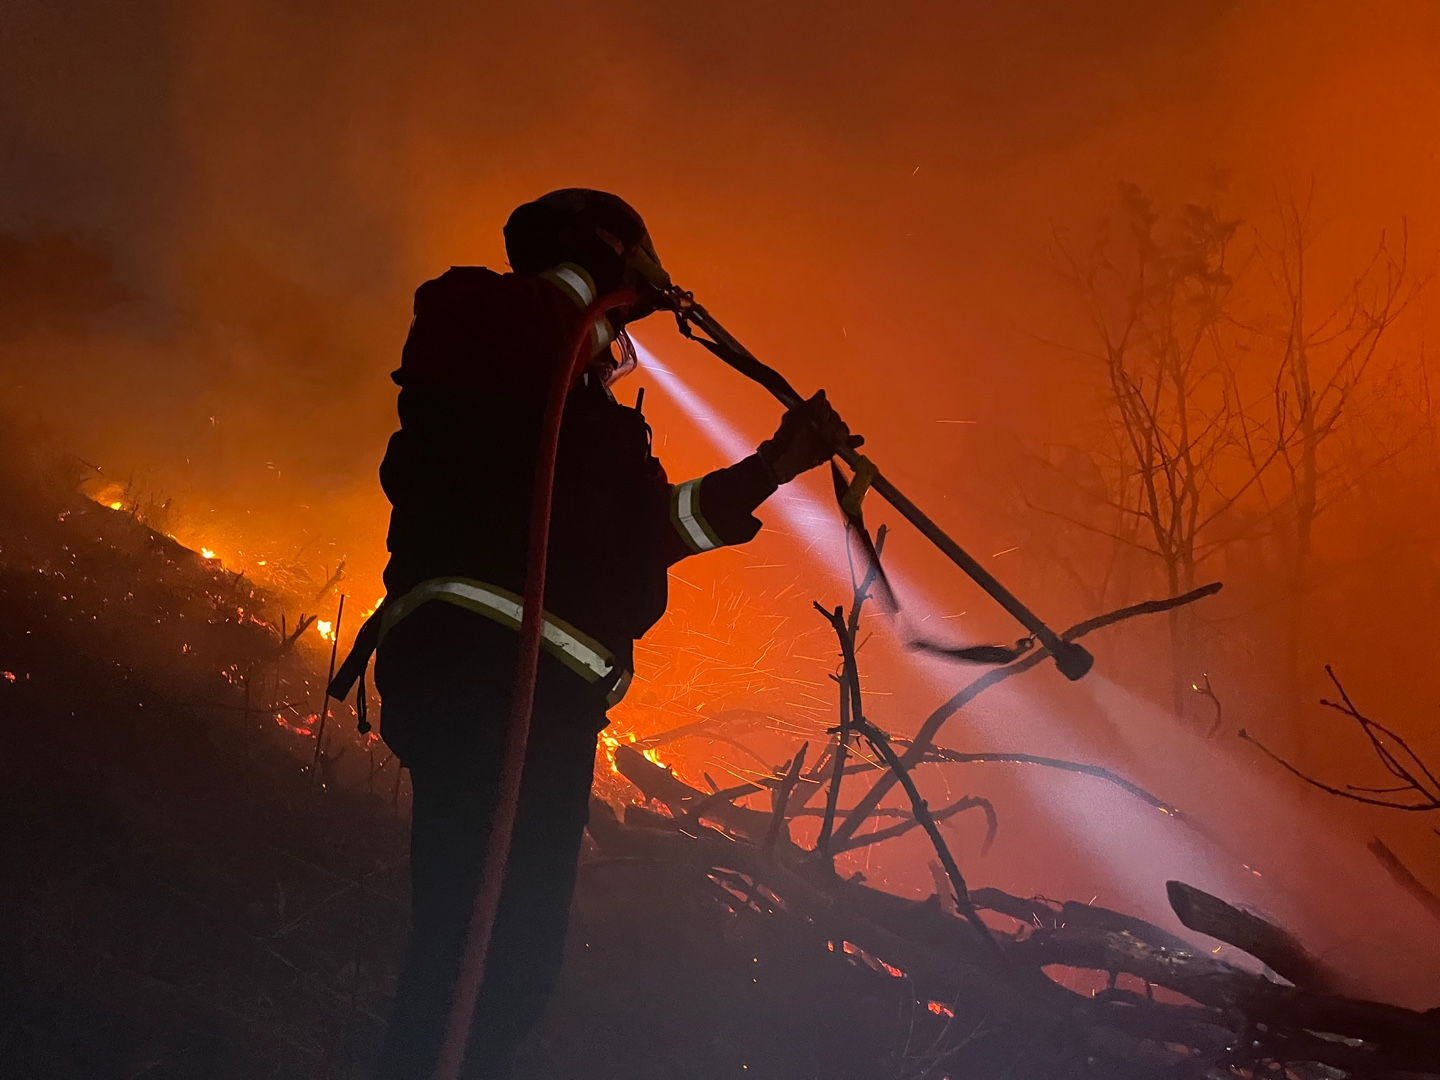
[904,744,1185,818]
[832,582,1223,848]
[814,601,1002,957]
[827,794,996,856]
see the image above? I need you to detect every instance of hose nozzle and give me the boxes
[627,245,672,291]
[1051,641,1095,681]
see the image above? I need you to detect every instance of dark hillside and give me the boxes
[0,434,931,1080]
[4,429,1436,1080]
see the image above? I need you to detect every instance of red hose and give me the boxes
[432,288,637,1080]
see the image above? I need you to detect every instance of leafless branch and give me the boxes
[832,582,1223,848]
[1241,666,1440,812]
[813,598,1002,956]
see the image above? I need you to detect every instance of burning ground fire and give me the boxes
[11,405,1439,1079]
[82,479,374,635]
[78,474,846,806]
[77,477,836,815]
[60,480,385,751]
[594,570,859,806]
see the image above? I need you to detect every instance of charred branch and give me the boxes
[832,582,1223,849]
[903,742,1186,818]
[1165,880,1354,995]
[587,790,1440,1077]
[762,743,807,855]
[827,794,997,855]
[813,598,1002,956]
[970,887,1196,956]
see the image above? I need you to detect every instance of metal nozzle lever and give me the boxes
[659,280,1094,682]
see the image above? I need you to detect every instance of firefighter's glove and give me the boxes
[758,391,863,485]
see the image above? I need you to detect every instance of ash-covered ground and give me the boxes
[0,432,939,1080]
[6,428,1438,1080]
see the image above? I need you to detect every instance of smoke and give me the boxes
[4,0,1440,998]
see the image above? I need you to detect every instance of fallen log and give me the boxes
[1009,925,1440,1073]
[591,772,1440,1078]
[973,886,1196,957]
[614,743,787,847]
[1166,879,1354,995]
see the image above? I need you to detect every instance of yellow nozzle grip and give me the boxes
[628,247,672,290]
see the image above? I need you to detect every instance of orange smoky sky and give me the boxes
[3,0,1436,573]
[4,0,1440,998]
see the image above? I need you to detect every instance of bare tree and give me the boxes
[1252,185,1415,739]
[1045,182,1419,723]
[1050,184,1268,714]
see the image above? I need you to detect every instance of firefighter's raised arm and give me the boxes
[659,390,862,564]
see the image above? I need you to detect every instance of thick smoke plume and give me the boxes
[4,0,1439,1001]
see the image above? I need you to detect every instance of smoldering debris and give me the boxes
[4,440,1437,1079]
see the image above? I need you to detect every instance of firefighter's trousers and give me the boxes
[373,604,602,1080]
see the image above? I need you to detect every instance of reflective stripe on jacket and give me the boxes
[379,264,778,678]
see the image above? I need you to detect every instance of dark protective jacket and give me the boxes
[378,265,778,681]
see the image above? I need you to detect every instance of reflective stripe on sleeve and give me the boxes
[671,477,725,553]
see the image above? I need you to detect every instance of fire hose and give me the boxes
[432,288,637,1080]
[436,254,1092,1076]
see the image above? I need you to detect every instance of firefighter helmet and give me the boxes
[504,188,663,312]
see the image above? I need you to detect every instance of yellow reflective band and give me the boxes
[671,478,724,553]
[379,577,616,683]
[541,263,614,361]
[592,317,614,354]
[540,262,596,309]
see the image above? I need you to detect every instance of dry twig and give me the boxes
[832,582,1223,848]
[1240,665,1440,812]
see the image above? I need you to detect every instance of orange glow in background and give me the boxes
[4,0,1440,1004]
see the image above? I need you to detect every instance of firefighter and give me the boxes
[367,189,859,1078]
